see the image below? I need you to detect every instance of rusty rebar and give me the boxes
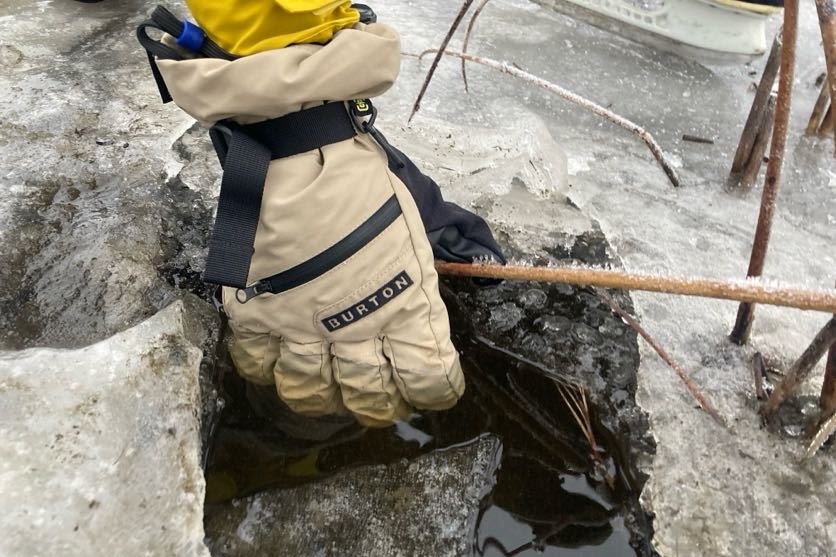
[761,317,836,416]
[815,0,836,153]
[740,93,777,190]
[820,282,836,418]
[435,261,836,313]
[821,336,836,418]
[729,33,782,188]
[730,2,799,345]
[805,81,831,135]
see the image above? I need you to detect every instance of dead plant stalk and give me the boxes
[408,0,474,123]
[595,290,724,424]
[557,384,598,452]
[461,0,491,92]
[805,81,831,136]
[804,411,836,460]
[821,340,836,417]
[819,281,836,419]
[729,34,782,188]
[556,383,615,488]
[417,49,682,188]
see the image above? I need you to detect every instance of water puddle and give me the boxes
[203,277,654,556]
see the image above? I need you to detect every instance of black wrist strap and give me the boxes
[204,102,360,289]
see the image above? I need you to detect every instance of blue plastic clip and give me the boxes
[176,21,205,52]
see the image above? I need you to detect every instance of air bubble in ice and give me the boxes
[519,288,547,309]
[535,315,573,334]
[488,302,524,333]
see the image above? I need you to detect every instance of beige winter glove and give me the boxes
[221,130,464,426]
[151,23,501,426]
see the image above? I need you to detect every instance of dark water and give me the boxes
[204,276,654,556]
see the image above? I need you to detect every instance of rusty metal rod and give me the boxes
[730,2,799,345]
[805,81,831,135]
[435,262,836,313]
[820,282,836,419]
[729,34,782,187]
[821,329,836,418]
[820,104,836,136]
[762,317,836,415]
[815,0,836,152]
[740,93,776,190]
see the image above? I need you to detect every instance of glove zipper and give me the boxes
[237,195,402,303]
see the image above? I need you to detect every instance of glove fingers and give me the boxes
[382,320,464,411]
[331,339,412,426]
[274,339,345,416]
[227,325,280,386]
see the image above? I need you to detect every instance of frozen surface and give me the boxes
[374,1,835,555]
[0,301,210,557]
[0,0,225,447]
[0,0,833,556]
[0,0,206,350]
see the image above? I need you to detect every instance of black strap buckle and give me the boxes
[348,98,376,130]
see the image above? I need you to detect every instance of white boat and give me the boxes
[533,0,782,60]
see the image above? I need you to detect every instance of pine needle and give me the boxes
[557,383,597,450]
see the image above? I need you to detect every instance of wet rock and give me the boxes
[204,436,502,557]
[0,301,213,557]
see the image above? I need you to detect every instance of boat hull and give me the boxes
[532,0,780,61]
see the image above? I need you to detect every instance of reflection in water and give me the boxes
[204,281,651,556]
[476,507,633,557]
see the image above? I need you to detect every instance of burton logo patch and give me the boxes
[322,271,413,332]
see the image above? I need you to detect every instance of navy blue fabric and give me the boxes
[385,143,506,265]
